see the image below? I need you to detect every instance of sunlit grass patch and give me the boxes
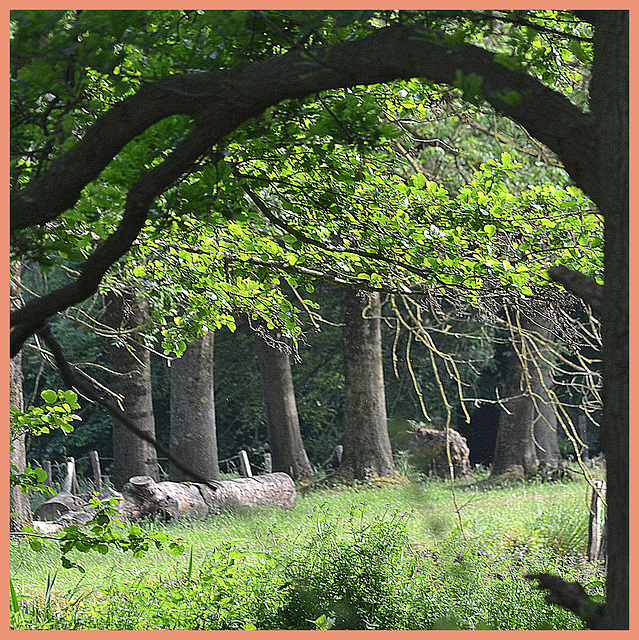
[10,469,604,630]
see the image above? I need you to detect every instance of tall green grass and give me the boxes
[10,469,605,630]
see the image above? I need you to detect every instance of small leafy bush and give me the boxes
[266,505,412,629]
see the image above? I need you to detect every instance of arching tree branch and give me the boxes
[11,21,598,354]
[12,22,595,233]
[10,127,215,356]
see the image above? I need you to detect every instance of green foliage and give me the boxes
[11,9,598,347]
[453,71,484,105]
[19,493,186,574]
[11,389,81,498]
[11,389,81,437]
[269,506,412,629]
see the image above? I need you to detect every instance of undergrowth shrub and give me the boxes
[263,505,411,629]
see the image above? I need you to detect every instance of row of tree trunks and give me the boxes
[19,285,564,503]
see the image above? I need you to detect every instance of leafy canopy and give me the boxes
[10,9,598,350]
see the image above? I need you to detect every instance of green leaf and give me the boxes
[9,578,20,614]
[410,172,426,189]
[453,70,484,105]
[28,538,43,552]
[569,39,592,64]
[40,389,58,403]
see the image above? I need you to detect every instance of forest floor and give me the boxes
[10,462,606,630]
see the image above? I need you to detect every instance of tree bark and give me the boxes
[122,473,297,520]
[255,325,312,481]
[170,331,220,482]
[531,354,560,464]
[589,11,629,630]
[103,291,159,490]
[491,346,538,478]
[339,290,395,479]
[10,262,32,531]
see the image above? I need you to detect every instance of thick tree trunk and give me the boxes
[169,331,220,482]
[10,261,32,531]
[103,291,159,490]
[527,315,560,464]
[339,290,395,479]
[491,311,559,477]
[491,346,539,478]
[255,325,312,481]
[589,11,629,630]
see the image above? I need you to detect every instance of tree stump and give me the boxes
[408,427,472,479]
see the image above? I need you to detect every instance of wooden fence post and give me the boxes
[64,457,78,494]
[263,452,272,474]
[587,480,606,563]
[43,460,52,488]
[90,450,103,494]
[238,450,253,477]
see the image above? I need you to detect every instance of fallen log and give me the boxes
[120,472,297,521]
[33,490,95,521]
[32,487,125,533]
[31,472,297,530]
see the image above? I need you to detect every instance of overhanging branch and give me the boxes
[11,20,598,354]
[10,127,215,356]
[547,265,602,313]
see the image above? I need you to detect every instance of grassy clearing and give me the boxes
[10,466,606,630]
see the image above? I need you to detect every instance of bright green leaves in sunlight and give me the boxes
[10,9,599,353]
[10,389,81,497]
[10,389,81,437]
